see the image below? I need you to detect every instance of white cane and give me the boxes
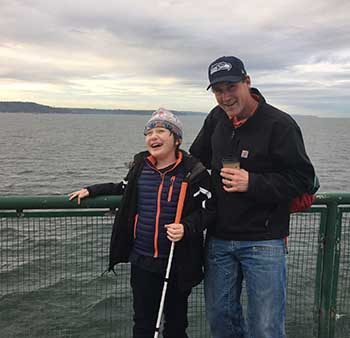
[154,181,188,338]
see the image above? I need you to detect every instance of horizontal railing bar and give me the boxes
[0,195,121,210]
[0,193,349,212]
[314,193,350,204]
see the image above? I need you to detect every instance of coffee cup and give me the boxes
[222,157,240,169]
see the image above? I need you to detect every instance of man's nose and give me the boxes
[222,90,232,101]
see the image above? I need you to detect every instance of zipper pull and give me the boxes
[167,176,175,202]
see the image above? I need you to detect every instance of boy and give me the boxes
[69,108,214,338]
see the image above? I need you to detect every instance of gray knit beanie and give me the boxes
[144,108,183,140]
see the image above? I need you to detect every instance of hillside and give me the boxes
[0,101,204,116]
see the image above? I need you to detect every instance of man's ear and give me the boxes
[244,75,251,87]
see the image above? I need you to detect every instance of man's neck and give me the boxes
[238,96,259,120]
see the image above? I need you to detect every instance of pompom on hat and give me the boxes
[144,108,183,140]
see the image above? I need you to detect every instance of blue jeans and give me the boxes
[204,237,286,338]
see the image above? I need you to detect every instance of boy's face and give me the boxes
[145,127,179,160]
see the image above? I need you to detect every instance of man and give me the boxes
[190,56,317,338]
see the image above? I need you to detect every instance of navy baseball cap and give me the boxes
[207,56,247,90]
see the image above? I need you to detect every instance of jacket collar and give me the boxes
[132,150,205,182]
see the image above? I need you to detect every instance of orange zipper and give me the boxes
[167,176,176,202]
[133,214,139,239]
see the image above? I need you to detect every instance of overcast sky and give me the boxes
[1,0,349,117]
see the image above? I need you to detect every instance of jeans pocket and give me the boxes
[251,244,286,257]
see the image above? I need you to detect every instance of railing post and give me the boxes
[314,208,327,338]
[318,201,341,338]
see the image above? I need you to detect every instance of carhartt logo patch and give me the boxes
[241,150,249,158]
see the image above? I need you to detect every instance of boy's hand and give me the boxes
[165,223,184,242]
[68,188,90,205]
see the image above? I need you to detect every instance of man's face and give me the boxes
[145,127,178,161]
[211,77,252,118]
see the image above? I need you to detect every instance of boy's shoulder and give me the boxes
[181,150,207,176]
[133,151,149,162]
[123,151,148,170]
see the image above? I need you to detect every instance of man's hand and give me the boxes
[165,223,184,242]
[220,168,249,192]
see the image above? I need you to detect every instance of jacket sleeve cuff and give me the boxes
[85,186,94,197]
[181,221,190,240]
[247,172,257,197]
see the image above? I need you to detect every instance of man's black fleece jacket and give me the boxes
[190,88,317,240]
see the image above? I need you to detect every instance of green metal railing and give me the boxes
[0,193,349,338]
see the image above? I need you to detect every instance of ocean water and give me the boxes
[1,112,350,195]
[1,112,350,338]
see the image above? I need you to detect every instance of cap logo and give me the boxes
[210,62,232,75]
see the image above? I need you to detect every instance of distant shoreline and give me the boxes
[0,101,205,116]
[2,101,341,119]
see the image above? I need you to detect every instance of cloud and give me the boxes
[0,0,349,115]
